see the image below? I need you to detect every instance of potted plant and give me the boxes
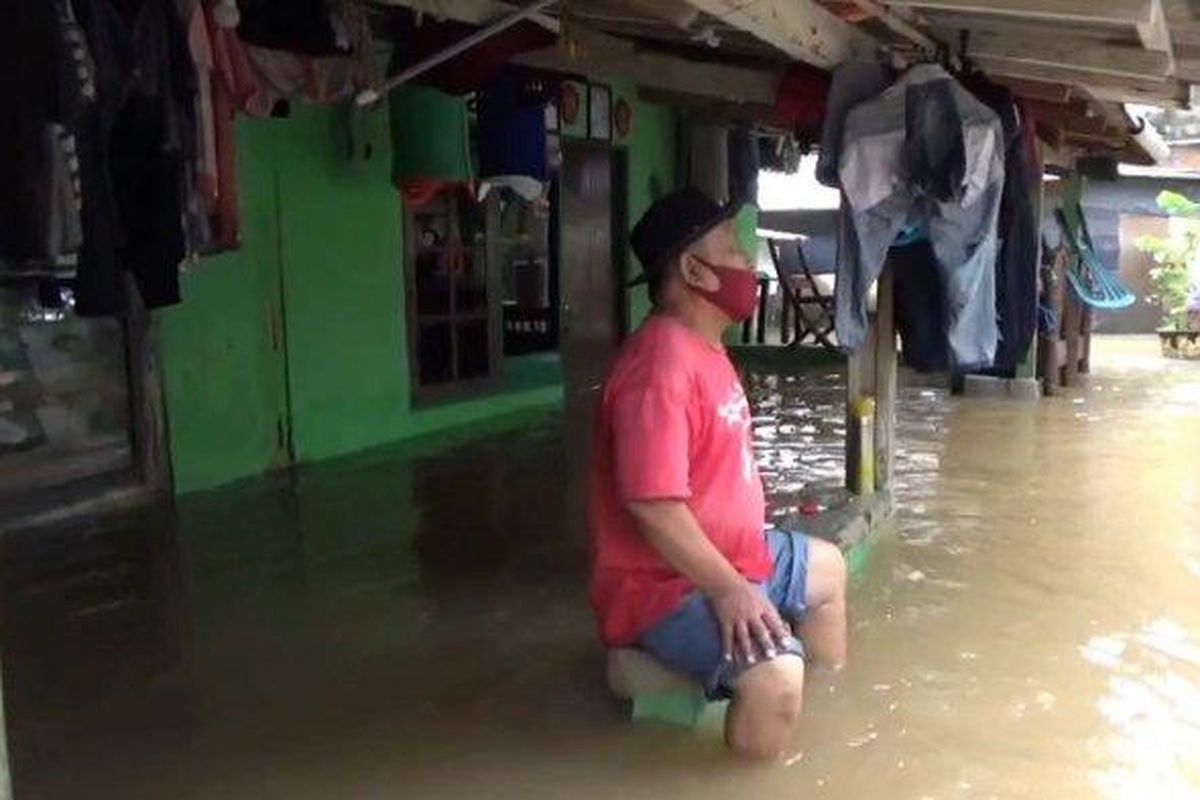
[1135,190,1200,360]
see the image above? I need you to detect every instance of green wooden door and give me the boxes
[158,120,293,493]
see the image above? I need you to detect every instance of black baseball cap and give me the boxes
[629,187,741,286]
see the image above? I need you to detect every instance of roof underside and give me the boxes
[377,0,1200,164]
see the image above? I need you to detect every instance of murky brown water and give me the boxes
[3,336,1199,799]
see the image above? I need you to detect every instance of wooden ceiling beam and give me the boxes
[845,0,940,55]
[961,31,1171,79]
[514,22,779,104]
[1136,0,1173,52]
[677,0,877,68]
[613,0,700,30]
[1078,78,1189,104]
[637,87,779,128]
[374,0,778,105]
[380,0,559,30]
[995,76,1074,104]
[1024,100,1124,136]
[887,0,1155,30]
[971,54,1182,101]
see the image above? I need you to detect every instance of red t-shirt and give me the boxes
[588,314,771,647]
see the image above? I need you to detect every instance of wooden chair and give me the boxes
[768,237,837,350]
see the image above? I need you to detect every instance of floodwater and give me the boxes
[3,336,1199,799]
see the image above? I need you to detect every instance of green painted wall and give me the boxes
[160,89,677,495]
[734,203,760,260]
[270,105,410,462]
[614,84,679,327]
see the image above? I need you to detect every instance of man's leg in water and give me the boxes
[726,655,806,760]
[797,536,848,669]
[724,535,846,760]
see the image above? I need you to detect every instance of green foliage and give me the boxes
[1135,191,1200,330]
[1155,190,1200,218]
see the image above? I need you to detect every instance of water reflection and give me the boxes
[1085,619,1200,799]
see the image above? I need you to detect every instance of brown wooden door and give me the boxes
[559,143,621,480]
[560,144,619,405]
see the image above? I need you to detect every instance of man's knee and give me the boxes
[805,537,847,606]
[727,656,806,761]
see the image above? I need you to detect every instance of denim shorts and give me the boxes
[638,530,810,700]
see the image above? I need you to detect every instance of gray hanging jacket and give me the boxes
[836,64,1004,370]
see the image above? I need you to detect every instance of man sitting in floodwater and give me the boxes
[589,188,848,761]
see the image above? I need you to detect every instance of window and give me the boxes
[498,188,558,356]
[404,191,500,401]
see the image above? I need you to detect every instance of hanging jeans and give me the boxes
[836,65,1004,371]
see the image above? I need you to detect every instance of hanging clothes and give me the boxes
[816,60,894,189]
[836,64,1004,370]
[965,75,1041,374]
[891,239,949,373]
[0,0,92,274]
[772,62,830,147]
[390,82,473,206]
[183,0,241,251]
[235,0,349,56]
[209,0,375,118]
[69,0,197,316]
[177,0,216,255]
[477,66,553,202]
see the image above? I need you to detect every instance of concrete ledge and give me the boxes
[962,375,1042,401]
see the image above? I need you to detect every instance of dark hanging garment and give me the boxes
[0,0,55,265]
[816,60,893,189]
[477,66,552,194]
[966,77,1040,374]
[727,126,760,209]
[904,79,965,204]
[0,0,91,271]
[72,0,196,316]
[891,240,950,373]
[236,0,348,56]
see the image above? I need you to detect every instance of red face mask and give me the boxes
[689,255,760,323]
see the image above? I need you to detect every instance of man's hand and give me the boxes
[710,579,791,665]
[626,500,791,665]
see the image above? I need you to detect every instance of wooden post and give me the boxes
[1038,246,1067,395]
[873,265,897,491]
[1062,275,1082,386]
[1081,306,1094,373]
[846,270,880,492]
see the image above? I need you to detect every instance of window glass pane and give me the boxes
[417,322,453,385]
[413,199,452,315]
[498,190,555,357]
[456,320,490,380]
[455,195,488,315]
